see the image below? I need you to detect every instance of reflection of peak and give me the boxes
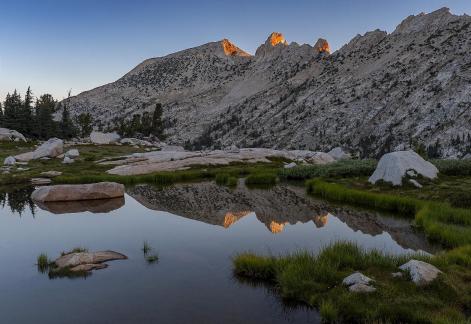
[268,220,287,234]
[313,213,329,228]
[223,211,251,228]
[221,39,251,57]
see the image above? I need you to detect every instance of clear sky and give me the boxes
[1,0,470,102]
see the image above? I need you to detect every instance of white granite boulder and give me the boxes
[343,272,374,286]
[284,162,297,169]
[399,260,442,286]
[65,149,80,159]
[4,156,16,166]
[14,138,64,162]
[328,147,351,161]
[90,131,121,145]
[0,128,27,142]
[369,151,438,186]
[31,182,125,202]
[62,156,75,164]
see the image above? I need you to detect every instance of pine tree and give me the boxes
[75,113,93,137]
[0,102,3,126]
[21,86,34,135]
[58,103,77,139]
[141,111,152,136]
[34,94,57,139]
[151,103,164,139]
[3,90,23,131]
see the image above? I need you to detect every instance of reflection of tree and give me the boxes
[1,187,36,217]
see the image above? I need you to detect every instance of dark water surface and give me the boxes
[0,183,435,324]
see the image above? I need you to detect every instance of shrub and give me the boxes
[431,159,471,176]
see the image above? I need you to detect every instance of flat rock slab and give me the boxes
[31,182,125,202]
[31,178,53,185]
[70,263,108,272]
[399,260,442,285]
[40,171,62,178]
[349,283,377,293]
[54,251,127,269]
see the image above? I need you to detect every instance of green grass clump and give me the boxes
[307,179,420,216]
[37,253,51,273]
[306,179,471,248]
[432,159,471,176]
[233,242,471,323]
[245,173,277,186]
[279,159,377,180]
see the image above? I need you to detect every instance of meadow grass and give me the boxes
[279,159,377,180]
[215,173,238,187]
[233,241,471,323]
[245,172,277,186]
[431,159,471,176]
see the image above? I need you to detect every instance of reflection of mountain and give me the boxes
[35,197,125,214]
[128,182,327,233]
[128,182,437,252]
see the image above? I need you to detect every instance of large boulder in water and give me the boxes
[14,138,63,162]
[31,182,125,202]
[90,131,120,145]
[369,151,438,186]
[0,128,27,142]
[54,251,127,269]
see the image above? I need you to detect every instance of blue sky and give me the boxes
[1,0,470,102]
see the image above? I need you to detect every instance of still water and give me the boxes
[0,183,435,324]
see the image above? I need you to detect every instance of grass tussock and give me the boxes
[233,242,471,323]
[36,253,51,273]
[306,179,471,248]
[279,159,377,180]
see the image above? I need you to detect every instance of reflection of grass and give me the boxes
[36,253,51,273]
[307,179,471,248]
[142,241,152,255]
[48,267,91,280]
[145,254,159,264]
[215,173,238,187]
[233,241,470,323]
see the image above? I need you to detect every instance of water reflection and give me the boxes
[0,186,36,216]
[35,197,125,214]
[128,182,435,253]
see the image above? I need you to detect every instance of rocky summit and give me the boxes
[62,8,471,158]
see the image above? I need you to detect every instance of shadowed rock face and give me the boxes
[35,197,125,214]
[127,182,437,252]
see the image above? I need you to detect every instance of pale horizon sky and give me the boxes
[1,0,471,103]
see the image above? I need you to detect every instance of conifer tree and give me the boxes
[75,113,93,138]
[35,94,57,139]
[58,103,77,139]
[151,103,164,139]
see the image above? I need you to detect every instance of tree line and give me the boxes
[0,87,165,140]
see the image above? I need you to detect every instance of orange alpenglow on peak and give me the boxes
[221,39,251,57]
[313,38,330,54]
[268,32,288,46]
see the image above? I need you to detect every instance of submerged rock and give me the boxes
[368,151,438,186]
[31,182,125,202]
[399,260,442,285]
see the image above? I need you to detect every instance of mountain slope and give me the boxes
[63,8,471,158]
